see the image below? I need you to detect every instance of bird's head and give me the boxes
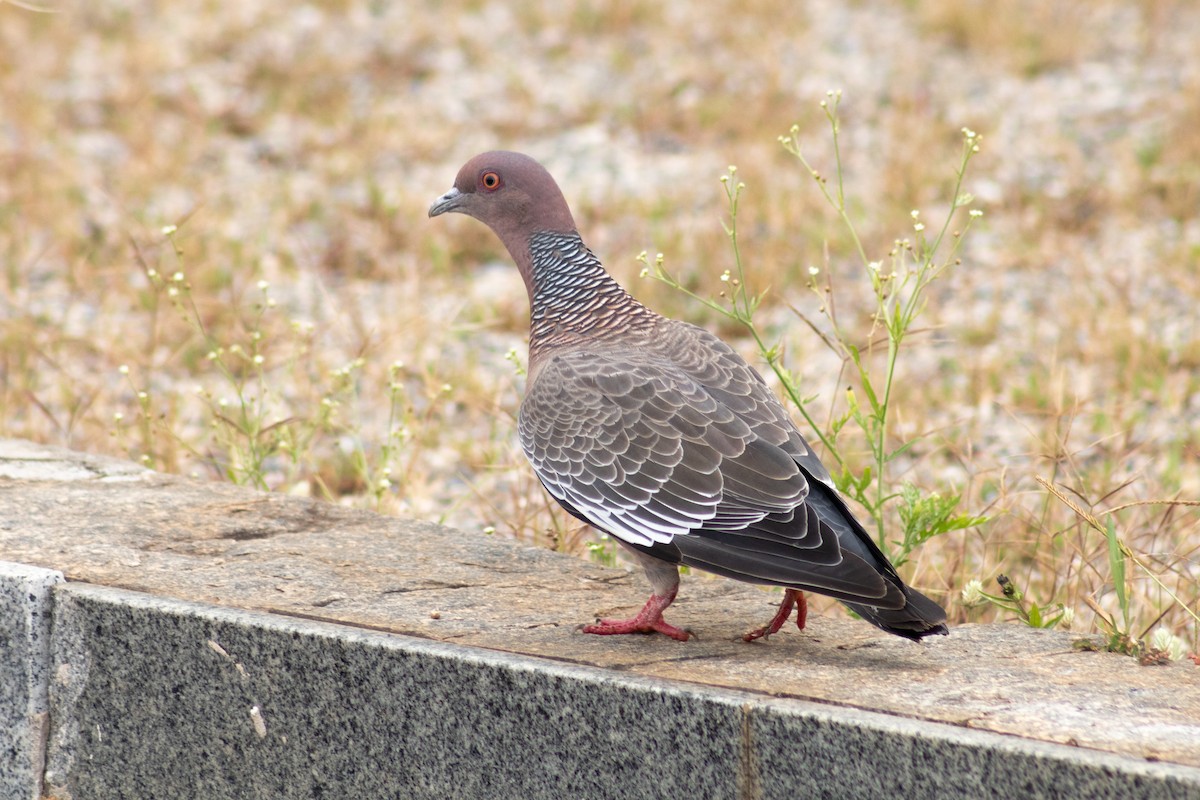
[428,151,577,241]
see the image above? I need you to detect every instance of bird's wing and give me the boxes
[659,323,903,603]
[664,322,838,485]
[519,347,806,548]
[520,341,899,606]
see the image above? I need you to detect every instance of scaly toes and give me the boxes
[742,625,771,643]
[582,617,691,641]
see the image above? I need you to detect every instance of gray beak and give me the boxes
[428,187,463,218]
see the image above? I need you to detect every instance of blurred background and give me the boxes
[1,0,1197,648]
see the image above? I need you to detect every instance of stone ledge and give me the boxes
[35,584,1200,800]
[1,437,1198,799]
[0,562,62,800]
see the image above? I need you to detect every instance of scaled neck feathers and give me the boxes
[524,231,656,361]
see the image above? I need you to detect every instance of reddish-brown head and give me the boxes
[428,151,577,243]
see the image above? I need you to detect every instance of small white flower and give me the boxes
[808,266,820,276]
[961,579,985,606]
[161,224,177,235]
[118,364,130,375]
[172,271,184,282]
[253,354,264,365]
[1060,606,1074,628]
[969,209,984,218]
[257,280,269,291]
[720,270,731,283]
[913,222,925,232]
[1150,627,1187,661]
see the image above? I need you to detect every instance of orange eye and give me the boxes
[481,171,501,190]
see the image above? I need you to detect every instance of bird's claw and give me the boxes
[743,589,808,643]
[583,616,691,642]
[580,590,691,641]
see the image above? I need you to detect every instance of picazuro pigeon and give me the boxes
[429,151,948,643]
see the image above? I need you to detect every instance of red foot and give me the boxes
[743,589,807,642]
[583,588,691,642]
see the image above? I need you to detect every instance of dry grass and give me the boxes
[1,0,1197,651]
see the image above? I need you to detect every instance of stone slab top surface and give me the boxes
[1,438,1197,770]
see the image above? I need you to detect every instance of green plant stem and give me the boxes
[649,97,988,566]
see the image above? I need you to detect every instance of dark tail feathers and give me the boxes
[843,583,949,641]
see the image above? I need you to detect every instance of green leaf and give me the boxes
[1105,515,1128,630]
[885,438,920,462]
[829,414,848,437]
[893,481,989,565]
[857,465,873,492]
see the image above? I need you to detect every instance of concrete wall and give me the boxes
[0,577,1192,800]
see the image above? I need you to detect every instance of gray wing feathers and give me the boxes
[519,324,905,608]
[521,347,804,546]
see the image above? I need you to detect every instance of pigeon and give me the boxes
[429,151,948,643]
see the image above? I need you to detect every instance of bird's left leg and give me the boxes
[743,588,807,642]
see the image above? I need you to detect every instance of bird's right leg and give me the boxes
[742,588,807,642]
[583,585,691,641]
[583,551,691,641]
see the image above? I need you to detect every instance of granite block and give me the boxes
[45,583,746,800]
[6,438,1200,798]
[750,698,1200,800]
[0,561,64,800]
[3,437,1197,772]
